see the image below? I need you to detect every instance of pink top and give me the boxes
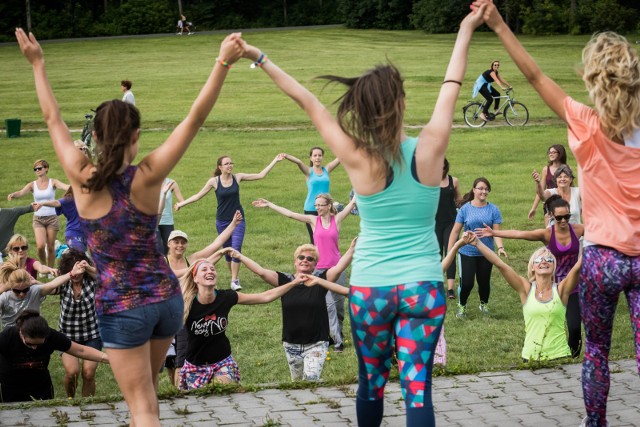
[565,97,640,255]
[313,215,341,269]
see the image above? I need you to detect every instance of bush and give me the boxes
[411,0,469,33]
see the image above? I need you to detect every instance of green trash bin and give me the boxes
[5,119,21,138]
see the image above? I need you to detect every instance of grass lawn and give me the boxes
[0,27,636,404]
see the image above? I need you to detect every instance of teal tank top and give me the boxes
[351,137,442,286]
[304,167,330,211]
[521,283,571,360]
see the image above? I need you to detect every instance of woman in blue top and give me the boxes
[236,5,486,426]
[16,28,243,426]
[448,177,506,319]
[157,178,184,255]
[175,154,284,291]
[282,148,340,243]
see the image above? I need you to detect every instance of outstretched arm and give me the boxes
[335,197,356,225]
[40,262,84,295]
[189,210,243,262]
[67,341,109,364]
[326,236,357,282]
[252,198,314,225]
[474,223,548,244]
[175,178,215,211]
[236,154,285,182]
[282,153,310,177]
[415,4,486,187]
[33,199,62,211]
[237,278,299,304]
[226,249,279,286]
[480,0,568,120]
[326,158,341,173]
[300,274,349,296]
[7,182,34,201]
[443,232,475,272]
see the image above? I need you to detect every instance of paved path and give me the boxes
[1,359,638,426]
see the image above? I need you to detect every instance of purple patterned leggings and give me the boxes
[579,245,640,426]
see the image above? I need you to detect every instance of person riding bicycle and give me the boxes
[472,60,511,122]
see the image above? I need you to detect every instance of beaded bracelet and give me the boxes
[250,52,268,69]
[216,58,231,69]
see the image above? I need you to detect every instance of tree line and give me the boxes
[1,0,638,42]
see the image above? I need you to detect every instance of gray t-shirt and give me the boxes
[0,285,45,329]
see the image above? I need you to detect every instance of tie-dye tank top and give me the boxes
[79,166,180,316]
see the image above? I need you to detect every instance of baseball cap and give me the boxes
[168,230,188,242]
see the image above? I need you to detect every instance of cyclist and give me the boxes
[472,60,511,122]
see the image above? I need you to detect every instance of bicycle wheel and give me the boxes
[504,102,529,126]
[463,102,487,128]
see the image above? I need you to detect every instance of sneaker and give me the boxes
[447,289,455,299]
[230,280,241,291]
[455,304,467,319]
[188,32,193,35]
[479,303,490,316]
[334,345,344,353]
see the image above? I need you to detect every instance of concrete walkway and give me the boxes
[1,359,638,426]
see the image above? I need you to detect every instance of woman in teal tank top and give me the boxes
[466,234,582,361]
[237,6,486,426]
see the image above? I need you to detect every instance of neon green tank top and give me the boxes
[521,283,571,361]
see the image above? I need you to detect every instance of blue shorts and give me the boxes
[98,295,184,349]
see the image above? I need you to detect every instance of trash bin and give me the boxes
[5,119,21,138]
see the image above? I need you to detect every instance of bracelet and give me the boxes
[216,58,231,69]
[499,246,505,249]
[442,80,462,86]
[250,52,268,69]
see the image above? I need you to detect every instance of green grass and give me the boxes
[0,28,636,405]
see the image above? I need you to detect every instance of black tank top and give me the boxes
[482,69,496,83]
[215,175,244,221]
[436,175,457,222]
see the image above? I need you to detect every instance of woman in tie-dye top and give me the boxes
[16,28,244,427]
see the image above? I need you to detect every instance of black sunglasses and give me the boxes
[13,287,31,296]
[555,214,571,222]
[33,166,45,171]
[12,245,28,252]
[297,255,316,262]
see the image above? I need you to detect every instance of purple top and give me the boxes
[25,257,37,279]
[79,166,180,315]
[547,224,580,292]
[56,197,83,238]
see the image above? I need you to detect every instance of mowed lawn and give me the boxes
[0,27,635,403]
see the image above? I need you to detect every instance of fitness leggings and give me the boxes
[566,293,582,358]
[215,219,246,263]
[458,254,493,306]
[579,245,640,427]
[349,281,446,427]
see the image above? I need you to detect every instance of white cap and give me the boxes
[168,230,188,242]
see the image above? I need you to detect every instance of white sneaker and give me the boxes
[230,280,241,291]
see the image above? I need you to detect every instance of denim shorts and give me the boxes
[98,295,184,349]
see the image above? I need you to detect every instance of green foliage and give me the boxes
[340,0,378,28]
[411,0,469,34]
[100,0,175,36]
[521,0,571,35]
[577,0,638,33]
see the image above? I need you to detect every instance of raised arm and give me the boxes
[236,154,285,182]
[175,178,215,211]
[40,262,84,295]
[326,158,341,173]
[7,182,33,201]
[558,257,582,304]
[237,278,299,304]
[189,211,243,262]
[52,179,70,192]
[32,260,57,276]
[447,222,464,253]
[252,198,314,225]
[443,232,474,272]
[171,180,185,203]
[481,0,568,120]
[282,153,310,177]
[335,197,356,225]
[474,223,548,244]
[157,180,174,215]
[135,34,244,186]
[469,237,529,301]
[227,249,279,286]
[528,167,549,220]
[415,5,486,187]
[239,43,362,172]
[326,236,357,282]
[532,170,551,201]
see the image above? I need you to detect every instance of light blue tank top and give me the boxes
[351,137,442,286]
[159,178,174,226]
[304,167,330,211]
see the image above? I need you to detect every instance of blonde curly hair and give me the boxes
[581,32,640,142]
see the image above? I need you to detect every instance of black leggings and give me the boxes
[479,84,500,115]
[304,210,318,244]
[566,292,582,358]
[434,220,456,280]
[459,254,493,306]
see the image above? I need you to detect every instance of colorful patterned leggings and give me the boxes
[579,245,640,427]
[349,281,446,427]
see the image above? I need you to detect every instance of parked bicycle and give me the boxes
[463,88,529,127]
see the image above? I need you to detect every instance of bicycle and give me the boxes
[463,88,529,128]
[80,110,95,155]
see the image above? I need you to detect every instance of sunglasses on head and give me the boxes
[554,214,571,222]
[533,256,555,264]
[33,166,45,171]
[13,287,31,296]
[12,245,28,252]
[297,255,316,262]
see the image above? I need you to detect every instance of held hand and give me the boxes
[498,247,508,258]
[238,39,262,61]
[462,0,487,30]
[15,28,44,65]
[218,32,244,65]
[32,202,42,211]
[276,153,286,161]
[231,210,243,224]
[474,223,494,238]
[479,0,506,30]
[252,198,269,208]
[174,202,182,212]
[49,267,59,277]
[531,170,541,183]
[217,247,234,257]
[7,193,15,201]
[462,230,477,245]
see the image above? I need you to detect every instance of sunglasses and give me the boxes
[33,166,45,171]
[554,214,571,222]
[12,245,28,252]
[533,256,555,264]
[297,255,316,262]
[13,287,31,296]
